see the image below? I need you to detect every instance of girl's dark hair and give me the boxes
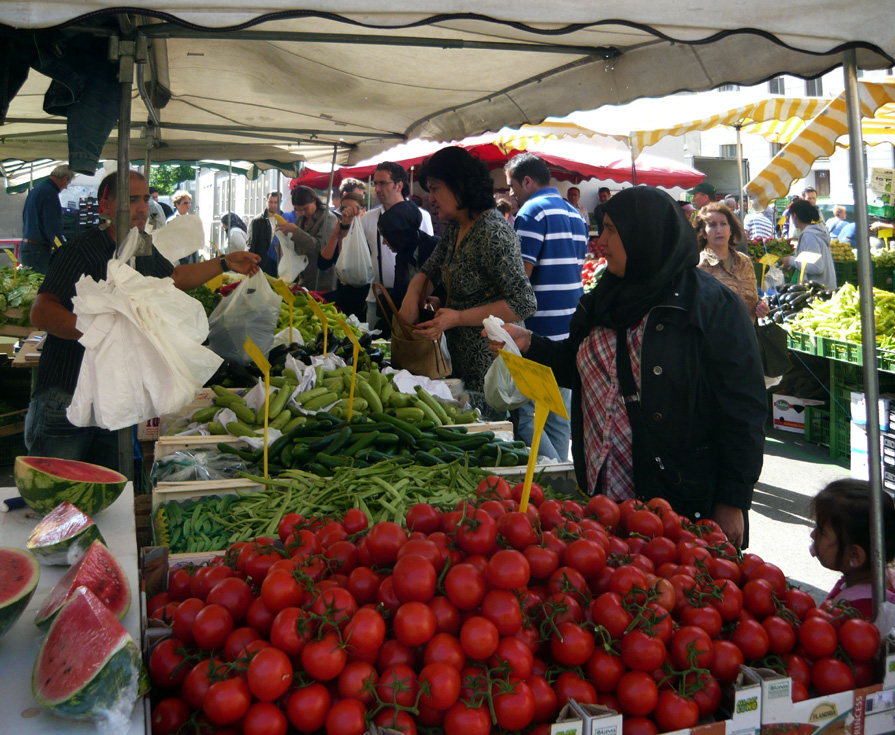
[292,185,325,210]
[811,479,895,567]
[221,212,247,232]
[419,146,495,216]
[790,199,821,225]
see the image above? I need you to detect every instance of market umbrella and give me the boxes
[747,80,895,208]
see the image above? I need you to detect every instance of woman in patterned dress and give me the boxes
[695,202,770,322]
[399,146,536,393]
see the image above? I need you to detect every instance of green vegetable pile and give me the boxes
[785,283,895,348]
[276,292,362,343]
[747,238,792,261]
[186,284,222,316]
[155,459,491,553]
[873,249,895,269]
[0,266,43,327]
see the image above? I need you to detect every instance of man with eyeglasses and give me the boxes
[341,162,433,330]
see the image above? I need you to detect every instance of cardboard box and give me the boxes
[759,669,854,734]
[772,394,826,433]
[568,702,623,735]
[850,422,885,480]
[850,391,894,431]
[883,431,895,467]
[551,703,584,735]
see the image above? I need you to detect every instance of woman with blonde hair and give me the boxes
[695,202,768,322]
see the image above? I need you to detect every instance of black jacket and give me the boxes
[246,213,278,277]
[527,267,766,519]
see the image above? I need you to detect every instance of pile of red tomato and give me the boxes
[147,477,882,735]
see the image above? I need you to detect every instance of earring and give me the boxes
[849,561,857,568]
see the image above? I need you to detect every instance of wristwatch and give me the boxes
[340,223,351,231]
[219,255,228,272]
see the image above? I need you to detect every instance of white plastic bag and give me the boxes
[276,231,309,283]
[764,263,785,292]
[151,214,206,264]
[207,271,282,364]
[335,220,375,287]
[67,233,223,430]
[482,315,528,411]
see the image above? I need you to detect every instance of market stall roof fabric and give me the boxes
[746,81,895,208]
[1,3,893,166]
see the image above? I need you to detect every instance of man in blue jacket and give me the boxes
[20,164,75,274]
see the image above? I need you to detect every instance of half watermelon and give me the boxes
[0,547,40,641]
[33,586,148,725]
[26,501,106,566]
[15,456,127,516]
[34,540,130,631]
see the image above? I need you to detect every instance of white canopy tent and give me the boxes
[2,3,893,611]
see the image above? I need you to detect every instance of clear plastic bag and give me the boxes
[276,231,309,283]
[207,271,282,364]
[335,220,375,287]
[149,450,248,484]
[482,316,528,411]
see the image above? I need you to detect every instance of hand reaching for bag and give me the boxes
[483,322,531,355]
[413,308,460,340]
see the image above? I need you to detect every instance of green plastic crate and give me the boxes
[804,406,831,447]
[787,331,822,356]
[834,260,859,287]
[873,266,895,292]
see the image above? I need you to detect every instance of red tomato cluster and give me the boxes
[148,478,881,735]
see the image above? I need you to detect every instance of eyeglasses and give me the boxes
[373,180,394,188]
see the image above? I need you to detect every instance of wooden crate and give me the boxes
[0,409,26,438]
[0,309,32,338]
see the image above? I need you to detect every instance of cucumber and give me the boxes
[192,405,219,423]
[389,391,416,409]
[356,378,383,413]
[394,407,426,422]
[304,392,340,411]
[296,386,331,405]
[230,402,257,424]
[207,421,226,435]
[227,421,259,438]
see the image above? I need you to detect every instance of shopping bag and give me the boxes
[483,316,527,411]
[276,231,309,283]
[335,220,375,287]
[372,281,449,380]
[207,271,282,364]
[755,320,791,378]
[67,231,223,430]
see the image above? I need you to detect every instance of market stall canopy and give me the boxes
[1,4,893,172]
[746,81,895,208]
[294,130,705,190]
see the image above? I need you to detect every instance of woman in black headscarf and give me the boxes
[221,212,248,254]
[493,187,766,547]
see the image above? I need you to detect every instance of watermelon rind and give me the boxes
[26,501,106,566]
[34,540,130,631]
[0,547,40,640]
[14,456,127,516]
[32,587,148,725]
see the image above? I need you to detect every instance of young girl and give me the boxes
[810,478,895,619]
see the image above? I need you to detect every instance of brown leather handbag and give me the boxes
[372,271,451,380]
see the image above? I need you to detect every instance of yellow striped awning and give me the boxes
[746,81,895,208]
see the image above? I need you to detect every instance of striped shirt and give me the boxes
[743,211,775,241]
[578,319,646,500]
[36,227,174,396]
[515,188,588,340]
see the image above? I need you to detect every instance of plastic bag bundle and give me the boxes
[482,315,528,411]
[150,449,248,485]
[67,246,223,431]
[207,271,282,365]
[335,220,375,287]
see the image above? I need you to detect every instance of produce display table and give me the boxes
[10,332,42,368]
[0,483,145,734]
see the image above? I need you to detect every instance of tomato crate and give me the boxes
[804,405,831,447]
[786,330,822,355]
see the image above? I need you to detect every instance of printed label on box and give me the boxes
[765,680,791,700]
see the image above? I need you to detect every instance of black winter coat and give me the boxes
[527,267,766,520]
[246,213,278,278]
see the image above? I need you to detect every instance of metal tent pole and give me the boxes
[735,124,745,220]
[114,22,136,481]
[843,49,886,618]
[326,145,338,208]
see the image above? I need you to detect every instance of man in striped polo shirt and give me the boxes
[505,153,588,463]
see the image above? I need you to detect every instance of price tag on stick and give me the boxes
[305,298,329,354]
[793,251,821,283]
[498,350,569,513]
[7,249,18,285]
[272,279,296,344]
[757,253,779,291]
[332,316,361,420]
[243,337,272,478]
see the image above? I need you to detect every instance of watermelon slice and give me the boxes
[0,547,40,641]
[33,586,148,725]
[15,456,127,516]
[34,540,130,631]
[26,501,106,566]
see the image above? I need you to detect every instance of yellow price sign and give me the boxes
[793,251,821,283]
[7,249,18,285]
[243,337,271,478]
[205,274,224,292]
[757,253,779,290]
[306,298,330,354]
[879,227,893,244]
[332,315,360,419]
[54,237,64,249]
[498,350,568,512]
[272,280,296,343]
